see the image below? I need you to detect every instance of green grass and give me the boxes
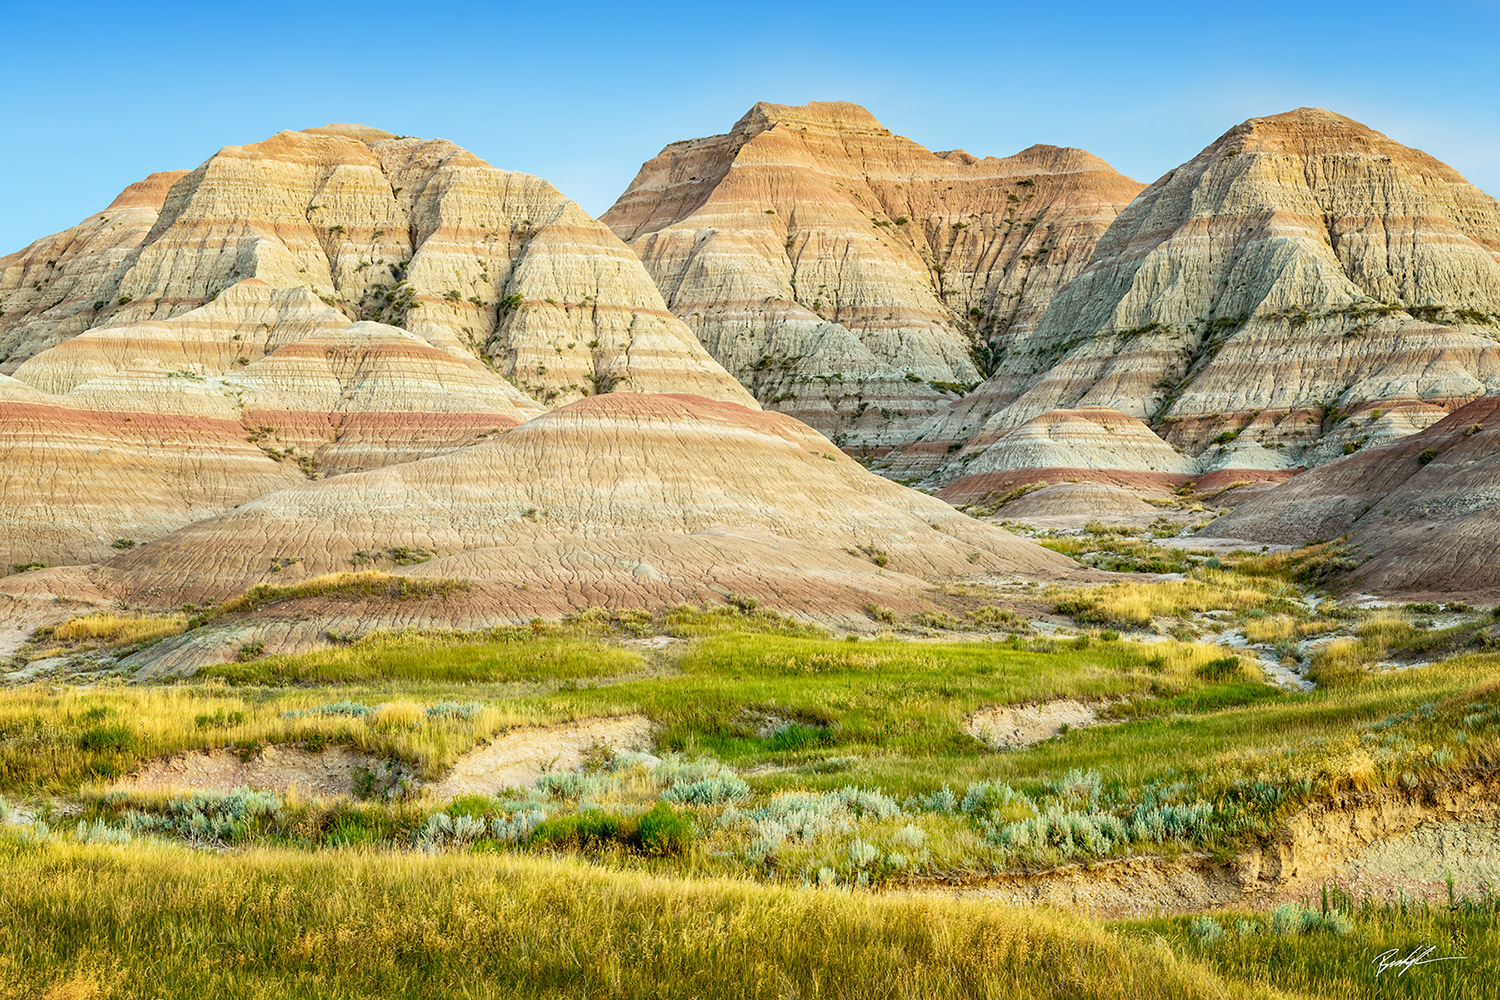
[10,583,1500,997]
[199,633,645,685]
[516,633,1246,790]
[8,613,1500,894]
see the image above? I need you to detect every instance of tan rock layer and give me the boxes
[3,125,753,409]
[0,377,302,567]
[604,101,1142,449]
[1206,396,1500,598]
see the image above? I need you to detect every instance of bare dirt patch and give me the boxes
[924,854,1247,917]
[428,714,655,800]
[1341,820,1500,899]
[114,745,382,798]
[964,699,1110,749]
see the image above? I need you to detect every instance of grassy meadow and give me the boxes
[5,547,1500,996]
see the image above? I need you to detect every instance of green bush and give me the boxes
[446,795,499,819]
[765,723,831,753]
[529,810,627,851]
[320,809,391,848]
[635,803,693,857]
[1195,656,1243,681]
[75,724,138,753]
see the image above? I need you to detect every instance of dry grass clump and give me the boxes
[1052,572,1290,628]
[369,700,425,729]
[208,572,473,618]
[1240,616,1338,644]
[49,613,186,647]
[0,686,573,791]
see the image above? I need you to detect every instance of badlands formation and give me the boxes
[888,108,1500,505]
[3,103,1500,621]
[103,392,1074,660]
[604,101,1144,451]
[0,121,1074,640]
[0,124,760,567]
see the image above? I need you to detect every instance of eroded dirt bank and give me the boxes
[913,773,1500,916]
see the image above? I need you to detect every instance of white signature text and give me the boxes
[1373,945,1467,977]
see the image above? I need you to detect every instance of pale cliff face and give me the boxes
[1,125,753,409]
[604,101,1143,451]
[901,107,1500,488]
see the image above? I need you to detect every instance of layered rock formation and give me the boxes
[1207,397,1500,598]
[102,393,1075,619]
[0,124,764,564]
[896,108,1500,489]
[2,124,752,407]
[0,172,187,367]
[0,373,303,569]
[604,101,1143,450]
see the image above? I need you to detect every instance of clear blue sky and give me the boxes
[3,0,1498,255]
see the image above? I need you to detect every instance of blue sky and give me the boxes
[3,0,1497,254]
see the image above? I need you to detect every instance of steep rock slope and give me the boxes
[1,125,752,407]
[899,108,1500,485]
[603,101,1142,450]
[1207,397,1500,597]
[0,172,187,367]
[952,407,1197,478]
[103,393,1075,617]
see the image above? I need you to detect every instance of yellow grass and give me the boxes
[369,700,424,729]
[0,685,612,790]
[50,613,186,646]
[1053,570,1293,628]
[1240,617,1339,644]
[0,835,1279,1000]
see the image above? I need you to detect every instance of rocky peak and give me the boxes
[603,102,1143,451]
[894,107,1500,488]
[731,100,891,137]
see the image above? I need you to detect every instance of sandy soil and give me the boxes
[964,700,1110,749]
[428,715,655,800]
[114,745,382,798]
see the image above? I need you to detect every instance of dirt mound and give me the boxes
[964,700,1109,749]
[429,715,655,800]
[100,393,1076,636]
[115,744,382,798]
